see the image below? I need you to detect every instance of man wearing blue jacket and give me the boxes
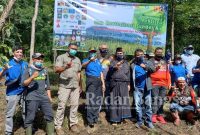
[0,46,28,135]
[131,49,155,129]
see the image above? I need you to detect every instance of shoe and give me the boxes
[146,123,154,129]
[152,114,157,123]
[157,115,166,124]
[86,124,97,134]
[174,119,180,126]
[112,123,118,126]
[135,123,143,128]
[70,124,80,133]
[5,132,13,135]
[55,127,65,135]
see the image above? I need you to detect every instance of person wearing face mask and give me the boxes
[191,59,200,91]
[131,49,155,129]
[54,43,82,134]
[82,47,105,133]
[108,47,132,125]
[170,54,188,86]
[181,45,200,81]
[149,47,171,124]
[97,44,112,118]
[0,45,28,135]
[22,53,54,135]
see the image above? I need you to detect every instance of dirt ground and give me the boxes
[1,86,200,135]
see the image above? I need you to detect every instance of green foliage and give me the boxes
[0,43,12,67]
[0,0,200,63]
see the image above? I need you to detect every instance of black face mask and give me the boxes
[135,56,144,64]
[116,55,124,61]
[155,55,163,60]
[100,49,108,54]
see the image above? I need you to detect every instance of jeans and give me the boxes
[151,86,167,115]
[134,87,152,125]
[5,95,21,134]
[170,103,194,112]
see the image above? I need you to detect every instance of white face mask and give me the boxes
[187,50,194,55]
[175,60,181,64]
[13,57,22,62]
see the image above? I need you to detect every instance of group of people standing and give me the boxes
[1,43,200,135]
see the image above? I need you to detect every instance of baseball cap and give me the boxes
[32,53,44,59]
[187,45,194,50]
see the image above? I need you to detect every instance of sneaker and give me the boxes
[157,115,166,124]
[111,122,118,126]
[135,123,143,128]
[152,114,157,123]
[146,123,154,129]
[70,124,80,133]
[55,127,65,135]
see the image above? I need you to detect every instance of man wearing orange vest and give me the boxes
[150,47,171,124]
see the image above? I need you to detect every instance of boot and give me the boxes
[25,126,32,135]
[46,121,55,135]
[157,115,167,124]
[186,111,195,125]
[152,114,157,123]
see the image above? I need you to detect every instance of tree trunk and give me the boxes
[30,0,39,64]
[0,0,16,31]
[147,32,153,53]
[171,0,175,60]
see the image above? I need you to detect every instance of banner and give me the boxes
[53,0,168,54]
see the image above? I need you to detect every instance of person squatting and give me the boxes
[1,43,200,134]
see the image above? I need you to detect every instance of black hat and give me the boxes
[32,53,44,59]
[116,47,123,52]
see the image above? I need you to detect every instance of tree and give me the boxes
[0,0,16,31]
[30,0,39,64]
[0,44,12,67]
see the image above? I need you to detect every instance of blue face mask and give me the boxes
[34,61,43,68]
[187,50,194,55]
[89,53,96,59]
[69,49,77,56]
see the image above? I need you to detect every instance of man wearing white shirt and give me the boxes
[181,45,200,80]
